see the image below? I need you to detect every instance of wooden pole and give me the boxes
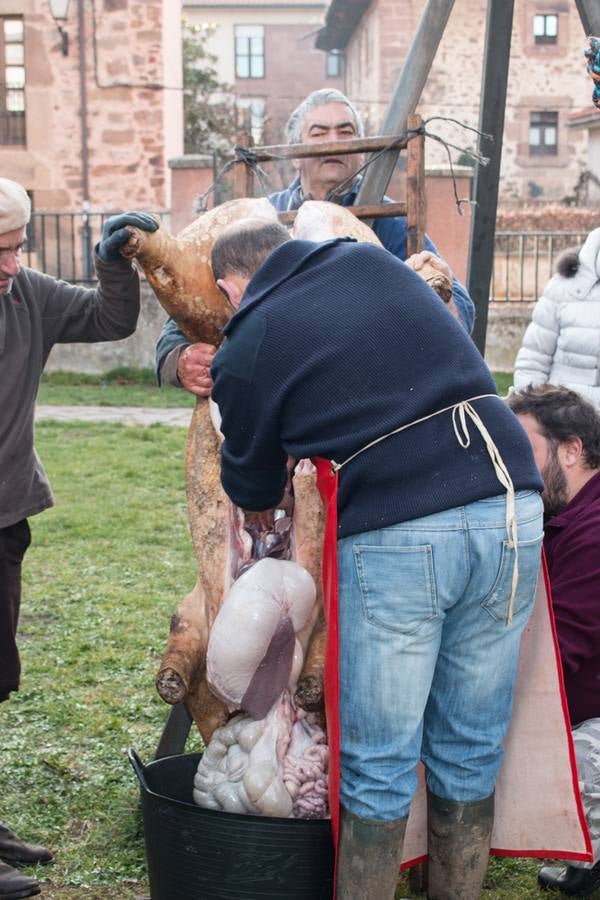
[466,0,515,356]
[574,0,600,36]
[244,134,408,162]
[355,0,456,215]
[233,131,255,199]
[406,114,426,255]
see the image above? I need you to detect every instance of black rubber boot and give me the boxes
[0,822,53,868]
[426,789,494,900]
[538,861,600,896]
[335,805,407,899]
[0,860,40,899]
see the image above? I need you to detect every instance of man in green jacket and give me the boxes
[0,177,157,899]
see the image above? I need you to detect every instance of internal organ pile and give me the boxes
[193,691,328,819]
[207,558,317,719]
[198,526,330,819]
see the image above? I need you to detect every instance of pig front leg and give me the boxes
[295,613,326,712]
[156,580,209,705]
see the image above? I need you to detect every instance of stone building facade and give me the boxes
[0,0,183,213]
[183,0,343,155]
[317,0,596,207]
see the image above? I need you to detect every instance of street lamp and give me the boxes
[49,0,71,56]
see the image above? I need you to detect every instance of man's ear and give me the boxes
[291,157,301,173]
[216,277,244,310]
[558,436,584,469]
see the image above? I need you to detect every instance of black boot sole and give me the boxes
[0,887,41,900]
[538,872,600,897]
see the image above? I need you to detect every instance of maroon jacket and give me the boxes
[544,471,600,727]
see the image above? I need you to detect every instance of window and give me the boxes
[326,51,344,78]
[529,111,558,155]
[235,25,264,79]
[236,97,265,144]
[533,14,558,44]
[0,17,25,145]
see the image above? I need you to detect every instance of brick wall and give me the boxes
[343,0,592,206]
[236,21,344,147]
[1,0,182,212]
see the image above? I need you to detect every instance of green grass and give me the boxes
[37,369,514,408]
[1,421,200,898]
[493,371,513,396]
[38,368,195,408]
[5,372,561,900]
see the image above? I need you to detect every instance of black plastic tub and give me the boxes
[129,749,334,900]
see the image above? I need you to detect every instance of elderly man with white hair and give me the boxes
[155,87,475,397]
[0,177,157,900]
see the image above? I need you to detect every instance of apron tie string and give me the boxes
[331,393,519,624]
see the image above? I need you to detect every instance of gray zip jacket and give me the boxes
[0,255,140,528]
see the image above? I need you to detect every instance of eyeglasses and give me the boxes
[0,243,26,263]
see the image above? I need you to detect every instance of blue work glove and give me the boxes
[97,212,159,262]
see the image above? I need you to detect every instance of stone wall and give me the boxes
[46,282,168,374]
[484,302,534,373]
[45,286,532,377]
[1,0,182,212]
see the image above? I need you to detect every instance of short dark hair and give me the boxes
[507,384,600,468]
[211,219,291,282]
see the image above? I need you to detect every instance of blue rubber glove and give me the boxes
[97,212,159,262]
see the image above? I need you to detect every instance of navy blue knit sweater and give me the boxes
[211,238,543,538]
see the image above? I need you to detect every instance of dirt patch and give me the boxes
[40,881,149,899]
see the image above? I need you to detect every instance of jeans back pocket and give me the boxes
[480,534,543,622]
[353,544,438,635]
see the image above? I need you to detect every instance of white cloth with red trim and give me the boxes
[399,567,592,866]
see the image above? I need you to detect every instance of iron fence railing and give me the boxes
[491,231,587,303]
[23,210,169,283]
[21,214,586,299]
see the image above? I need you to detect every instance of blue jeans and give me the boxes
[337,490,543,820]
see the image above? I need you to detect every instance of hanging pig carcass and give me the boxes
[120,198,382,743]
[121,199,451,816]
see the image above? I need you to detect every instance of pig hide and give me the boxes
[122,199,390,745]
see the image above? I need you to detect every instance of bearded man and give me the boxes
[508,383,600,897]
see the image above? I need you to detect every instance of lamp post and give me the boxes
[49,0,71,56]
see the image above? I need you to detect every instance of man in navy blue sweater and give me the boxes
[155,88,475,397]
[209,218,544,900]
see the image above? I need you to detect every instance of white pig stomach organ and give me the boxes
[196,558,329,819]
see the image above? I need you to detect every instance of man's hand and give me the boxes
[405,250,452,282]
[405,250,461,321]
[176,342,217,397]
[97,212,158,262]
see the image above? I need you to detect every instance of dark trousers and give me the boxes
[0,520,31,703]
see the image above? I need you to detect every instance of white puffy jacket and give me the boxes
[513,227,600,409]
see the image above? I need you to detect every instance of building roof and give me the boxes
[184,0,323,7]
[567,107,600,129]
[315,0,371,50]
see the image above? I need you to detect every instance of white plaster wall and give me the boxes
[183,6,325,84]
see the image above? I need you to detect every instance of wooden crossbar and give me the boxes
[238,133,409,162]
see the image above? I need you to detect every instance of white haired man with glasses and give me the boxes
[0,177,157,899]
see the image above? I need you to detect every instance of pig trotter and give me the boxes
[156,666,188,705]
[295,673,324,712]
